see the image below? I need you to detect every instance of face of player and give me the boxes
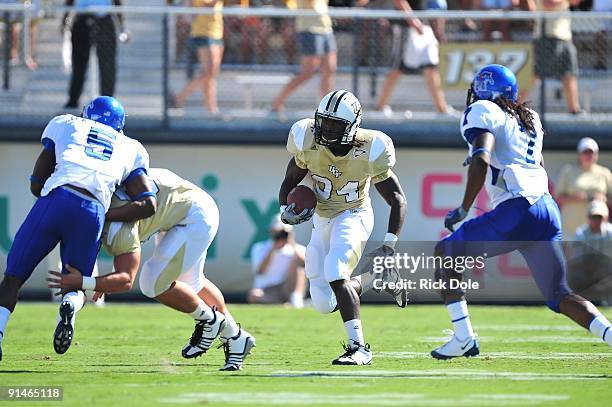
[578,149,598,169]
[317,116,348,145]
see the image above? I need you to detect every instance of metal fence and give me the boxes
[1,3,612,128]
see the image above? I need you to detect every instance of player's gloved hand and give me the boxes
[366,233,398,275]
[280,203,314,225]
[444,206,468,232]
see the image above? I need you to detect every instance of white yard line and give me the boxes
[159,392,570,406]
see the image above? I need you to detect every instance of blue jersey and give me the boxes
[460,100,549,209]
[40,115,149,212]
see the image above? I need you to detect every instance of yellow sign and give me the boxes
[439,42,534,93]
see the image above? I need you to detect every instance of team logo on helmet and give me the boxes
[475,71,494,93]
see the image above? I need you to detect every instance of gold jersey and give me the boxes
[103,168,205,256]
[295,0,333,34]
[287,118,396,218]
[190,0,224,40]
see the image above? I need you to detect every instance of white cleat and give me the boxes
[431,332,479,360]
[219,328,256,371]
[332,341,372,365]
[181,307,226,359]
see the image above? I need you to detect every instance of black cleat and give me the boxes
[182,307,226,359]
[53,301,75,355]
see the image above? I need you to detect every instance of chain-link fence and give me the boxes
[1,2,612,126]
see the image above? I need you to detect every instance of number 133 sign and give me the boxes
[439,42,534,92]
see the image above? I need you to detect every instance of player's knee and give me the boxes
[311,293,336,314]
[309,281,337,314]
[138,266,167,299]
[434,240,446,258]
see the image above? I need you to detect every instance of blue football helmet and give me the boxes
[82,96,126,132]
[468,64,518,106]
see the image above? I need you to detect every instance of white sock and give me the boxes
[59,291,86,326]
[289,291,304,309]
[344,319,365,347]
[589,315,612,347]
[0,306,10,347]
[220,311,240,339]
[189,301,214,321]
[447,300,474,341]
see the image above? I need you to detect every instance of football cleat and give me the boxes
[181,307,226,359]
[219,328,256,371]
[431,332,479,360]
[331,341,372,365]
[53,301,75,355]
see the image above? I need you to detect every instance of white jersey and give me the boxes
[40,114,149,211]
[460,100,549,208]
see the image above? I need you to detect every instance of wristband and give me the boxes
[383,232,398,249]
[133,191,156,201]
[82,276,97,291]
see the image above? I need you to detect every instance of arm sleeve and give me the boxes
[286,121,308,169]
[40,116,63,149]
[122,142,150,183]
[102,222,141,256]
[460,101,504,144]
[371,134,396,184]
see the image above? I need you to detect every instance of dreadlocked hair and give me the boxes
[495,97,536,134]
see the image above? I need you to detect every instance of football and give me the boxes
[287,185,317,213]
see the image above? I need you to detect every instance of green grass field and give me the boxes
[1,303,611,406]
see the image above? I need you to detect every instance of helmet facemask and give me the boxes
[314,112,356,147]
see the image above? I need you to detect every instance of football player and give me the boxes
[279,90,407,365]
[431,64,612,359]
[48,168,255,371]
[0,97,153,361]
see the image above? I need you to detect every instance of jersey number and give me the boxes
[518,123,537,164]
[85,128,116,161]
[311,175,359,203]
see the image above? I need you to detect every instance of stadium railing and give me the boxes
[1,3,612,127]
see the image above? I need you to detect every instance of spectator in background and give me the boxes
[575,199,612,249]
[1,0,39,69]
[63,0,129,109]
[427,0,447,44]
[362,0,457,117]
[477,0,517,41]
[173,0,224,115]
[593,0,612,70]
[232,0,293,65]
[568,199,612,305]
[522,0,584,114]
[167,0,192,65]
[556,137,612,238]
[248,218,306,308]
[271,0,337,116]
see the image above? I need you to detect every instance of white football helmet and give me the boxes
[314,90,362,146]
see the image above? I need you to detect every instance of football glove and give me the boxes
[444,206,468,232]
[280,203,315,225]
